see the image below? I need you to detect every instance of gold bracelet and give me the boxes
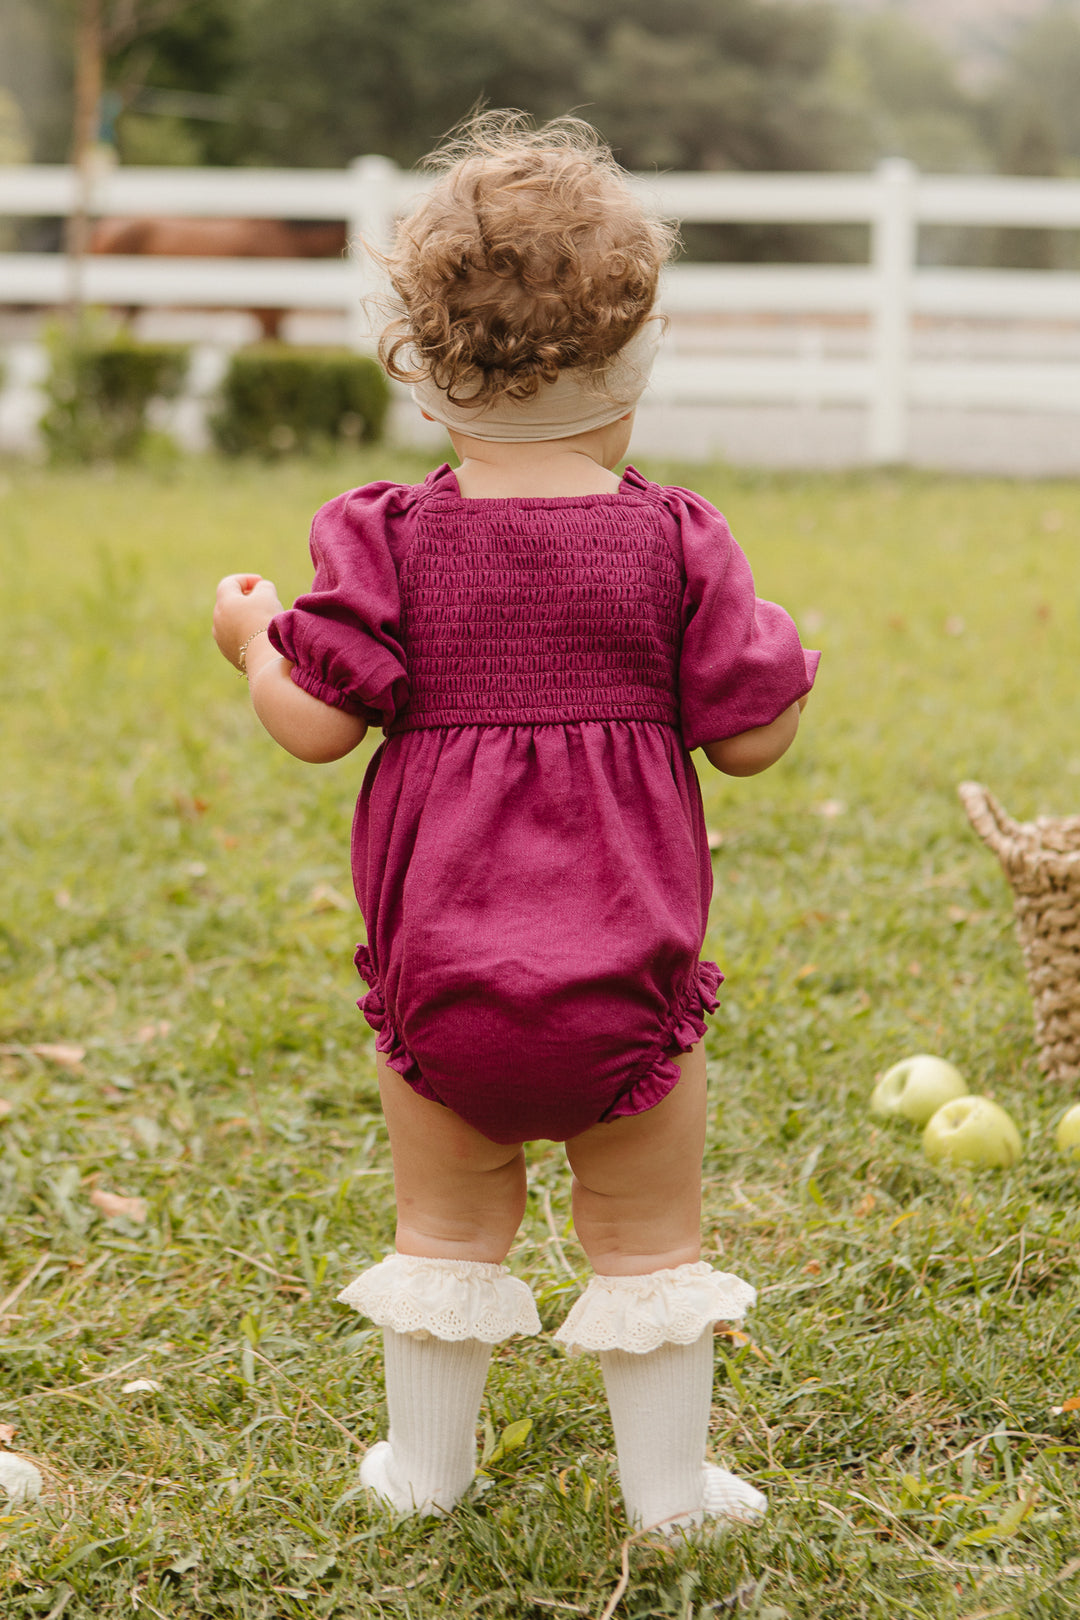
[236,626,270,676]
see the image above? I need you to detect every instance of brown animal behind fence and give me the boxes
[88,217,349,339]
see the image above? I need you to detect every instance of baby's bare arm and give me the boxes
[213,573,367,764]
[245,638,368,762]
[700,698,804,777]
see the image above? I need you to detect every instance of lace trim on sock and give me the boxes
[336,1253,541,1342]
[553,1261,756,1355]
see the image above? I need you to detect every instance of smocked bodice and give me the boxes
[266,466,820,1143]
[389,494,683,732]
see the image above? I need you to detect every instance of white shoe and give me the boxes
[701,1462,767,1525]
[360,1440,409,1512]
[644,1464,768,1538]
[359,1440,460,1517]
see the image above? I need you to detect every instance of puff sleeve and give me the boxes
[671,486,819,749]
[268,482,410,729]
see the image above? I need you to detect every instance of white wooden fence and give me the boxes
[2,156,1080,462]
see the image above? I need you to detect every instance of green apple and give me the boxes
[871,1054,968,1125]
[1055,1103,1080,1162]
[922,1096,1022,1169]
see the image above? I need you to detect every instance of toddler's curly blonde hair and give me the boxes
[379,112,677,410]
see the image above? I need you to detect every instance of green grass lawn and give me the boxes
[1,451,1079,1620]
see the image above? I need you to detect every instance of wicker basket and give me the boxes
[958,781,1080,1085]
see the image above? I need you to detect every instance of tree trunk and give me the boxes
[66,0,104,314]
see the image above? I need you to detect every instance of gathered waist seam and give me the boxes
[387,713,682,736]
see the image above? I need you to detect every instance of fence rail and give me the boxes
[2,157,1080,462]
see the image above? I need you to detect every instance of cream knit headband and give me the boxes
[409,318,662,442]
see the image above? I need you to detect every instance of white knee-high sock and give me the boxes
[599,1331,767,1532]
[338,1254,541,1518]
[555,1263,767,1534]
[600,1331,713,1531]
[360,1328,492,1515]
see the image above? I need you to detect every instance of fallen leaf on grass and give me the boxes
[1050,1395,1080,1415]
[122,1379,162,1394]
[21,1044,86,1070]
[0,1423,17,1445]
[478,1417,532,1472]
[309,882,352,913]
[90,1189,148,1223]
[174,793,209,819]
[715,1327,770,1362]
[960,1486,1037,1545]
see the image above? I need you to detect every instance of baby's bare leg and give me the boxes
[565,1041,706,1275]
[343,1056,535,1516]
[377,1053,528,1263]
[560,1043,765,1532]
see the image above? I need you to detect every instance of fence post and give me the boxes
[346,154,399,352]
[868,157,917,464]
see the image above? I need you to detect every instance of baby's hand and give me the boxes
[213,573,286,668]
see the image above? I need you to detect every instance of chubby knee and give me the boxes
[570,1178,700,1275]
[395,1149,528,1264]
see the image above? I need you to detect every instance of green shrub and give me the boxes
[40,319,189,463]
[210,345,391,458]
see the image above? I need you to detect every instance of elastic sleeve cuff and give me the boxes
[287,663,367,716]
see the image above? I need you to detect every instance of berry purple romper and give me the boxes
[269,464,819,1145]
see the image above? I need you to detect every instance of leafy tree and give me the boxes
[216,0,865,260]
[0,0,74,161]
[831,10,986,173]
[0,0,242,165]
[986,4,1080,172]
[110,0,242,164]
[992,104,1061,270]
[981,4,1080,268]
[224,0,854,173]
[575,0,854,173]
[223,0,544,168]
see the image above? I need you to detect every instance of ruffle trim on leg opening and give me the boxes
[353,944,443,1101]
[553,1262,755,1355]
[603,960,723,1123]
[337,1252,542,1342]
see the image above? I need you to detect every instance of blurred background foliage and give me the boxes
[2,0,1079,266]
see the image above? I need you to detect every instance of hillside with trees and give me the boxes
[2,0,1078,265]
